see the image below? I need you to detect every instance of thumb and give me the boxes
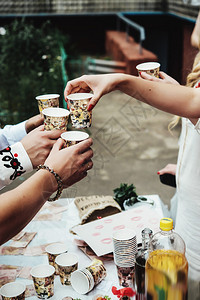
[51,138,64,153]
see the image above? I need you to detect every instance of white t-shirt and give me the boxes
[175,116,200,280]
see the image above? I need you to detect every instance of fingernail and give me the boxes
[88,104,94,111]
[157,171,160,175]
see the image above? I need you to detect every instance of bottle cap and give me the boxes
[160,218,173,231]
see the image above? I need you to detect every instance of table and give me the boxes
[0,195,164,299]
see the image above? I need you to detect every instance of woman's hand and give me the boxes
[64,74,122,111]
[157,163,177,176]
[140,71,180,85]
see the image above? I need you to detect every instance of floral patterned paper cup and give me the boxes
[55,252,78,285]
[0,282,26,300]
[136,62,160,78]
[61,131,89,147]
[36,94,60,115]
[42,107,70,131]
[30,264,55,299]
[66,93,93,128]
[45,242,68,275]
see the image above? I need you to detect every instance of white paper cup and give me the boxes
[42,107,70,130]
[45,242,68,275]
[55,252,78,285]
[61,131,89,147]
[66,93,93,128]
[136,62,160,78]
[36,94,60,115]
[112,228,137,241]
[30,264,55,299]
[0,282,26,300]
[71,269,93,294]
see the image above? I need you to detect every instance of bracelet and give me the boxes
[37,164,63,202]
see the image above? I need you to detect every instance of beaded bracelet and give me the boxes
[37,164,63,202]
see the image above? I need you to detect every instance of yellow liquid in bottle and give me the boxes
[145,249,188,300]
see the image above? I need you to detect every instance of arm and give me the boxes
[191,10,200,49]
[0,115,43,150]
[64,73,200,118]
[0,137,93,245]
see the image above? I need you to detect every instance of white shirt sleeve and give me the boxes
[0,142,33,190]
[0,121,27,150]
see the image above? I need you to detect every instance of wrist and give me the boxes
[37,165,63,201]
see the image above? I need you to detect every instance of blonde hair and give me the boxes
[168,47,200,132]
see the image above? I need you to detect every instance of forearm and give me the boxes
[0,169,57,245]
[191,11,200,48]
[115,74,200,118]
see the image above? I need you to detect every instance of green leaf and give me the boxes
[113,183,138,210]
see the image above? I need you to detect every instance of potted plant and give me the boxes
[113,183,151,210]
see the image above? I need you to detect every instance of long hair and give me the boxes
[168,46,200,132]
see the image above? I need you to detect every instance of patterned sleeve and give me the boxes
[0,142,33,190]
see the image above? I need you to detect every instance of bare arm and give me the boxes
[191,10,200,49]
[0,138,93,245]
[64,73,200,119]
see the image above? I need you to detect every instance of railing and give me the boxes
[116,12,146,55]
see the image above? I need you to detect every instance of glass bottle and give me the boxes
[135,228,153,300]
[145,218,188,300]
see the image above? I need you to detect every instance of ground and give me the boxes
[1,90,180,211]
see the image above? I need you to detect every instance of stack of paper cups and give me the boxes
[71,259,106,295]
[112,229,137,267]
[70,267,95,294]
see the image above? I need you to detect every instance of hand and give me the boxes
[140,71,180,85]
[21,125,63,168]
[64,74,120,111]
[25,114,44,133]
[45,138,93,188]
[157,164,177,176]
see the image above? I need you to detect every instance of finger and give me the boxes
[83,159,93,170]
[44,129,64,139]
[64,79,83,98]
[80,149,94,165]
[157,170,166,175]
[34,114,44,126]
[140,72,152,80]
[87,94,101,111]
[50,138,64,153]
[140,72,160,82]
[74,138,93,153]
[159,71,166,79]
